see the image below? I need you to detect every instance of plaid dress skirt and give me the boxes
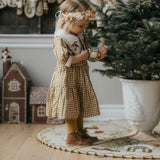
[46,37,100,119]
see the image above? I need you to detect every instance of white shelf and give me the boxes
[0,34,54,48]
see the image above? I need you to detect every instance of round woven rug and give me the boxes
[36,120,160,159]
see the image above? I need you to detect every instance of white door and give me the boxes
[9,102,19,123]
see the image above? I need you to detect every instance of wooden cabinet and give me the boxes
[0,3,59,34]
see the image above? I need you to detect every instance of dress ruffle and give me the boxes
[46,61,100,119]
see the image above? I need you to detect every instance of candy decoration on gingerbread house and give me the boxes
[1,48,31,123]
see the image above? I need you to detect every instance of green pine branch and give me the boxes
[86,0,160,80]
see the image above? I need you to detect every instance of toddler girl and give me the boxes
[46,0,107,146]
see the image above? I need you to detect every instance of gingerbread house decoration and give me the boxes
[2,60,31,123]
[30,86,64,124]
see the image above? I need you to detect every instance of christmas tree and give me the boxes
[86,0,160,80]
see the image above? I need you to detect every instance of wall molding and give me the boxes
[0,104,125,122]
[0,34,54,48]
[85,104,126,121]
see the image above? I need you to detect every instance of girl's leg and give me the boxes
[65,119,78,133]
[77,113,83,131]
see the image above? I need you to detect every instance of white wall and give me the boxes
[0,35,124,107]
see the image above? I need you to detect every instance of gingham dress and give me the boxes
[46,30,100,119]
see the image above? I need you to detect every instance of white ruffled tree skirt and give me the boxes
[36,120,160,159]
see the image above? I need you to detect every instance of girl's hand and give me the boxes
[98,45,107,59]
[80,49,89,61]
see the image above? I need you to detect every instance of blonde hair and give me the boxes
[55,0,91,33]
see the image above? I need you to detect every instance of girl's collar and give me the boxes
[54,29,83,39]
[54,29,84,55]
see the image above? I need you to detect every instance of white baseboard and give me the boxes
[0,34,54,48]
[0,104,125,122]
[84,104,126,121]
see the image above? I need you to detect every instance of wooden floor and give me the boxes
[0,123,152,160]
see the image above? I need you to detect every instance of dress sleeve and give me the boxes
[83,33,101,62]
[53,36,74,67]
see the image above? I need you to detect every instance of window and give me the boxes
[37,106,46,117]
[8,79,21,92]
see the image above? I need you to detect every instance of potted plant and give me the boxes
[86,0,160,133]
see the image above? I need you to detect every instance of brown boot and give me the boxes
[66,132,92,146]
[79,128,99,143]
